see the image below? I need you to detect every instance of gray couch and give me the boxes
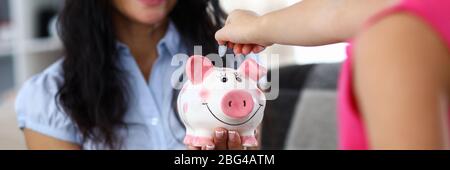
[262,63,341,150]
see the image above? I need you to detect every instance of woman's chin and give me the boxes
[135,12,168,25]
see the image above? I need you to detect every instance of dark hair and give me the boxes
[57,0,226,148]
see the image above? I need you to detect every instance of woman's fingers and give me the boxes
[187,145,201,150]
[213,128,228,150]
[201,145,216,150]
[227,131,243,150]
[187,128,249,150]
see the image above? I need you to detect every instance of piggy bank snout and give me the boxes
[221,90,255,119]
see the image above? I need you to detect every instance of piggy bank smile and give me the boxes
[177,55,267,147]
[203,91,264,126]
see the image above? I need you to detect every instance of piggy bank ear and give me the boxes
[238,59,267,81]
[186,55,213,84]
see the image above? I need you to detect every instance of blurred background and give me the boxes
[0,0,344,150]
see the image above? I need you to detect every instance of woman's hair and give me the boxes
[57,0,227,148]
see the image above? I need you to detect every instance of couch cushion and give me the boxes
[262,63,340,150]
[285,63,341,150]
[285,90,337,150]
[261,64,315,150]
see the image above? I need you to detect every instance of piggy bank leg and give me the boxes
[191,129,214,147]
[240,130,258,147]
[183,128,195,146]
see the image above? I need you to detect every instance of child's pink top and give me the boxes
[338,0,450,150]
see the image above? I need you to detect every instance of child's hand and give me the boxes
[215,10,272,55]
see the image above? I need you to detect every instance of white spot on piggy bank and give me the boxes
[177,55,267,148]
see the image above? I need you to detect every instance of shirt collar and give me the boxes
[157,20,183,57]
[116,20,184,58]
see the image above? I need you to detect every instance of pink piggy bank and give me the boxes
[177,55,267,148]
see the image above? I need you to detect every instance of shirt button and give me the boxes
[151,118,159,125]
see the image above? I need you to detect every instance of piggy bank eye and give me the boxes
[221,77,228,83]
[234,73,242,82]
[235,76,242,83]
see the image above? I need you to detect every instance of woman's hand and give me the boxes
[215,10,271,55]
[187,128,260,150]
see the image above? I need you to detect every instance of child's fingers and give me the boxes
[217,40,226,45]
[242,44,253,55]
[228,42,235,49]
[215,28,229,45]
[232,44,266,55]
[234,44,243,55]
[252,45,266,53]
